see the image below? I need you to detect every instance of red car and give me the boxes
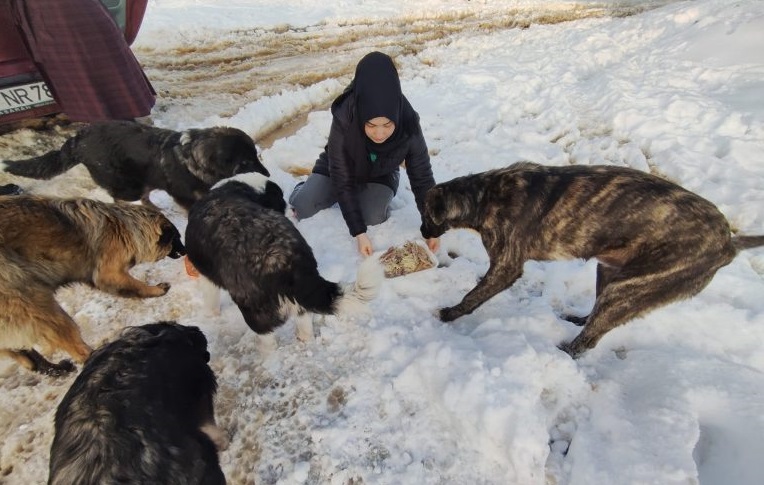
[0,0,148,126]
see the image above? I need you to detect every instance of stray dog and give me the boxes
[423,162,764,358]
[48,322,227,485]
[0,195,185,375]
[1,121,270,210]
[185,172,384,341]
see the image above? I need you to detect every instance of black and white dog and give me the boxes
[48,322,226,485]
[2,121,269,210]
[185,173,384,341]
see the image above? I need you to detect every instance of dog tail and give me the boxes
[1,140,78,180]
[732,235,764,251]
[334,257,385,317]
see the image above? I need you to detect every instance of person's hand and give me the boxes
[356,233,373,257]
[426,237,440,253]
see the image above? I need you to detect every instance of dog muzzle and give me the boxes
[169,239,186,259]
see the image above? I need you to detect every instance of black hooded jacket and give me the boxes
[311,52,435,237]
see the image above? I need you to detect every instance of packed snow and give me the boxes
[1,1,763,484]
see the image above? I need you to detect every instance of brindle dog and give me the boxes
[423,162,764,358]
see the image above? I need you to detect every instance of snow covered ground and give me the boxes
[1,0,763,484]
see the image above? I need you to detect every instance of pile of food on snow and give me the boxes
[379,240,437,278]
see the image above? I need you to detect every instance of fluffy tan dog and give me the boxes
[0,194,185,375]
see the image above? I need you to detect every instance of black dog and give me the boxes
[423,162,764,358]
[48,322,226,485]
[185,173,383,340]
[2,121,269,210]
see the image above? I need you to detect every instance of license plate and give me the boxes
[0,80,56,116]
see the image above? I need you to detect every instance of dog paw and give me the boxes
[557,342,584,359]
[200,423,230,451]
[0,183,23,196]
[156,282,171,295]
[42,359,77,377]
[439,306,461,322]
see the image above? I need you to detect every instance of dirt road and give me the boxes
[135,4,653,145]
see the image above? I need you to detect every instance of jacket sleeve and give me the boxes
[403,127,436,237]
[327,118,367,237]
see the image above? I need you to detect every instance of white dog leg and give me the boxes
[200,423,229,451]
[198,276,221,316]
[255,333,277,355]
[295,313,315,342]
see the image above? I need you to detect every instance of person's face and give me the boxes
[364,117,395,144]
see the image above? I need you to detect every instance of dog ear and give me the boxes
[179,135,220,185]
[184,131,242,185]
[425,186,448,226]
[263,181,287,214]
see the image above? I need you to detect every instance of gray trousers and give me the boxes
[289,173,394,226]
